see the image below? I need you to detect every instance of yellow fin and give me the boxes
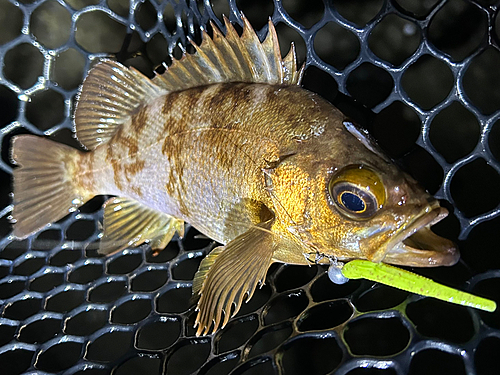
[192,245,226,297]
[152,15,304,92]
[74,60,167,150]
[10,135,90,239]
[99,197,184,255]
[193,219,275,336]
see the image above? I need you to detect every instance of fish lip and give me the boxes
[382,206,460,267]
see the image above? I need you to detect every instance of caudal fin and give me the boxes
[10,135,90,239]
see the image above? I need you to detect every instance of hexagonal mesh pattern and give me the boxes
[0,0,499,374]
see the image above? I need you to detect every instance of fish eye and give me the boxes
[332,182,378,218]
[328,165,385,219]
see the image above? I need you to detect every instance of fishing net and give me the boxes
[0,0,499,374]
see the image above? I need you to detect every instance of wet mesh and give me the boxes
[0,0,499,374]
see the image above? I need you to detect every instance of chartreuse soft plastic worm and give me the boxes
[341,260,497,312]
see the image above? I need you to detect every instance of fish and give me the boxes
[9,15,459,336]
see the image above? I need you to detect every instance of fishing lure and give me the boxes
[329,260,496,312]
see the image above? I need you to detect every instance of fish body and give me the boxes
[77,83,349,249]
[78,83,334,244]
[10,17,459,335]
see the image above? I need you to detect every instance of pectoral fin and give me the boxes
[193,220,275,336]
[99,197,184,255]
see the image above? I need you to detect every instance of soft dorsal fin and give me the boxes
[152,15,304,91]
[74,60,167,150]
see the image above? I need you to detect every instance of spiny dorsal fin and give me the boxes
[74,60,167,150]
[152,15,304,92]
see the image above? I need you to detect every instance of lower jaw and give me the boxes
[383,216,459,267]
[383,243,459,267]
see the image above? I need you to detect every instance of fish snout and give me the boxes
[357,205,459,267]
[383,226,460,267]
[382,206,459,267]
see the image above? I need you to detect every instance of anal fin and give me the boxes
[99,197,184,255]
[193,219,275,336]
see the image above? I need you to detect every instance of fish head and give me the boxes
[323,162,459,267]
[269,120,459,268]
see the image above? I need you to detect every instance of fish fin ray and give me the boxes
[283,43,305,85]
[10,135,90,239]
[193,219,275,336]
[152,15,302,92]
[74,60,167,150]
[192,245,226,296]
[99,197,183,255]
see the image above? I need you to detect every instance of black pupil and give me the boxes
[341,192,365,212]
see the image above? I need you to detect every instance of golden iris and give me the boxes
[329,165,385,219]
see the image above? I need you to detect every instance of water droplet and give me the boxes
[403,23,417,36]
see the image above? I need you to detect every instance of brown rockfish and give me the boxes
[10,16,458,336]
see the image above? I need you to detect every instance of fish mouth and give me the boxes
[382,206,459,267]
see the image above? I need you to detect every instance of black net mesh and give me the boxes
[0,0,499,374]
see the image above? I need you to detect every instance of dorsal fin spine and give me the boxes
[172,54,200,84]
[190,36,225,81]
[198,31,230,79]
[211,21,245,76]
[182,52,210,83]
[241,16,273,80]
[222,16,254,79]
[262,19,282,82]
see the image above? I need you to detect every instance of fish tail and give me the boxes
[10,135,91,239]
